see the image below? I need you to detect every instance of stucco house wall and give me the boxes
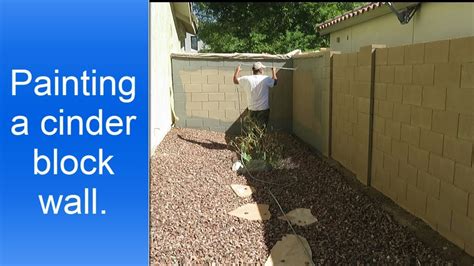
[327,3,474,53]
[150,3,194,152]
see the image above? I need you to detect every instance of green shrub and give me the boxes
[230,116,283,169]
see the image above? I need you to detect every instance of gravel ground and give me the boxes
[150,127,456,264]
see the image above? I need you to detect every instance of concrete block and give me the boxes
[449,36,474,63]
[384,153,399,176]
[451,211,474,247]
[201,67,218,76]
[425,40,449,63]
[420,129,443,155]
[460,62,474,88]
[372,165,388,193]
[386,84,403,103]
[399,161,418,186]
[379,66,395,83]
[186,102,202,110]
[225,92,239,101]
[184,84,202,92]
[186,119,203,128]
[411,106,432,129]
[458,114,474,142]
[202,102,219,111]
[380,134,392,154]
[373,116,385,134]
[354,82,371,98]
[375,83,387,100]
[406,184,428,216]
[173,92,189,102]
[357,112,370,129]
[173,73,191,85]
[405,43,425,64]
[219,84,238,93]
[387,45,405,65]
[408,145,429,171]
[188,59,206,68]
[392,176,408,201]
[379,101,394,119]
[434,63,461,88]
[202,84,219,92]
[191,93,209,102]
[385,120,401,140]
[225,109,240,120]
[208,110,226,120]
[422,86,446,110]
[357,97,370,114]
[401,124,420,147]
[432,110,459,137]
[376,48,388,65]
[426,196,452,231]
[207,75,225,84]
[208,93,225,101]
[202,118,220,128]
[402,85,422,106]
[207,60,224,67]
[394,65,413,84]
[173,58,190,67]
[224,75,235,84]
[219,101,235,110]
[393,103,411,124]
[418,170,441,199]
[454,163,474,194]
[438,225,465,250]
[392,139,409,162]
[190,74,205,84]
[356,66,371,81]
[428,153,455,183]
[443,135,473,166]
[446,87,474,115]
[440,181,469,215]
[413,64,434,85]
[191,110,209,118]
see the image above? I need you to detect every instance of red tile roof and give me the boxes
[317,2,385,31]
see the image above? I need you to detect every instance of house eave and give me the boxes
[318,2,420,36]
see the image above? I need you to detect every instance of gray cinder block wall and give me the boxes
[171,56,293,134]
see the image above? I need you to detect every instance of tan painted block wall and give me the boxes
[292,51,333,156]
[171,57,293,133]
[371,36,474,255]
[331,46,376,185]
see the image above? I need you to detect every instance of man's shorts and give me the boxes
[248,109,270,129]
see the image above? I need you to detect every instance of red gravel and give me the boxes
[150,128,460,264]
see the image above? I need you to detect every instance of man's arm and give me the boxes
[272,67,278,86]
[233,65,241,85]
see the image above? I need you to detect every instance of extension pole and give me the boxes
[239,63,297,71]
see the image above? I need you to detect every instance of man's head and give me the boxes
[252,62,265,75]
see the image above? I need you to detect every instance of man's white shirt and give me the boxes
[237,75,275,111]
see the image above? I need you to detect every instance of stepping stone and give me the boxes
[228,203,270,221]
[264,234,313,266]
[278,208,317,226]
[230,184,255,198]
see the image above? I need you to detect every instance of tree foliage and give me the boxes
[193,2,366,54]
